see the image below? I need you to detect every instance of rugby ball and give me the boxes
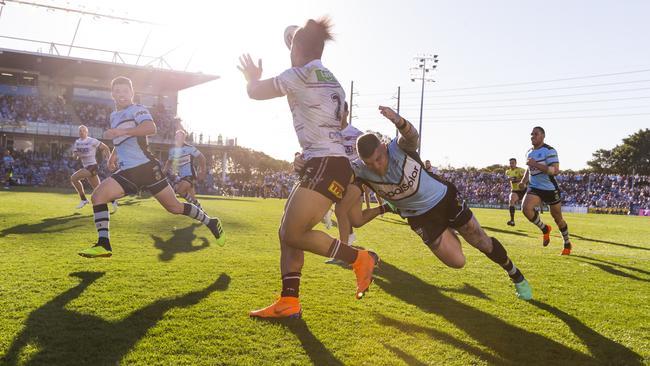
[284,25,299,50]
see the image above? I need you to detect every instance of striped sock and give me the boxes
[485,237,525,283]
[182,203,211,225]
[281,272,301,298]
[93,204,111,250]
[327,239,358,264]
[181,192,201,207]
[530,212,548,233]
[559,225,571,248]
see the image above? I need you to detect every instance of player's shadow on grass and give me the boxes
[256,318,344,366]
[570,255,650,283]
[373,261,643,366]
[151,223,210,261]
[482,225,531,238]
[1,271,230,366]
[376,216,409,226]
[0,212,91,237]
[571,233,649,251]
[197,196,256,202]
[381,342,428,366]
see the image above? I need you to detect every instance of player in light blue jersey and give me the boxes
[163,130,206,209]
[77,76,225,259]
[334,106,532,300]
[2,149,14,189]
[520,126,572,255]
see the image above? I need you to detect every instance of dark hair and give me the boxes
[293,16,334,60]
[111,76,133,90]
[343,101,349,113]
[533,126,545,135]
[357,133,381,159]
[509,158,517,162]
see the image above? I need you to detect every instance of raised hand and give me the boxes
[378,105,400,125]
[237,54,263,83]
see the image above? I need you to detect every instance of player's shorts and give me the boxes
[112,160,168,196]
[406,182,473,250]
[83,164,99,176]
[527,187,562,206]
[178,175,196,187]
[298,156,352,203]
[511,190,526,199]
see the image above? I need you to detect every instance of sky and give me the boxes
[1,0,649,169]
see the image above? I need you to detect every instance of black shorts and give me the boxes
[406,183,473,250]
[179,175,196,187]
[112,160,168,196]
[511,190,526,199]
[299,156,352,203]
[83,164,99,176]
[527,187,562,206]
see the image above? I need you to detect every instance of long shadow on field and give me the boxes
[571,255,650,276]
[482,226,531,238]
[571,233,649,251]
[1,271,230,366]
[570,256,650,283]
[382,342,428,366]
[197,196,256,202]
[257,318,344,366]
[373,261,642,365]
[377,314,502,364]
[0,212,90,237]
[151,223,210,261]
[530,300,643,365]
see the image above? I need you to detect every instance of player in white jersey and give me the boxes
[239,17,377,318]
[70,125,116,211]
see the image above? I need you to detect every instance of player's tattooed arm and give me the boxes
[196,152,208,181]
[520,169,530,186]
[378,105,419,151]
[107,148,118,172]
[98,142,111,161]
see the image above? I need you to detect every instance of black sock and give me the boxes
[484,237,524,283]
[281,272,301,298]
[509,206,515,221]
[327,239,359,263]
[559,225,571,248]
[80,192,87,201]
[182,203,211,225]
[93,204,111,250]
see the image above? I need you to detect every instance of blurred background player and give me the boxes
[344,106,532,300]
[2,148,14,189]
[520,126,572,255]
[238,17,378,319]
[505,158,526,226]
[70,125,117,212]
[163,130,207,209]
[77,76,224,258]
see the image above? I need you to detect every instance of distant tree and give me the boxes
[587,129,650,175]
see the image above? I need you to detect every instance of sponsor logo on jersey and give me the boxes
[315,69,337,83]
[372,157,422,200]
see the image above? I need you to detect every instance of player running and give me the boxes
[71,125,118,212]
[77,76,224,259]
[336,106,533,300]
[520,126,572,255]
[238,17,378,319]
[505,158,526,226]
[163,130,206,209]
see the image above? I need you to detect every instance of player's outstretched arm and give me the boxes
[197,152,208,181]
[99,142,111,161]
[379,106,419,151]
[238,54,283,100]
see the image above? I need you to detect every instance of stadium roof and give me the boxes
[0,48,219,92]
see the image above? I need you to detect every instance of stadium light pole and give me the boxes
[410,54,439,154]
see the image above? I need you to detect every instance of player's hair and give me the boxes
[357,133,382,159]
[509,157,516,162]
[111,76,133,90]
[343,101,349,113]
[78,125,88,130]
[293,16,334,60]
[175,129,187,136]
[533,126,545,135]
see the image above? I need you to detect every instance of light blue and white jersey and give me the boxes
[3,155,14,169]
[351,138,447,217]
[168,144,201,178]
[110,104,154,170]
[527,144,560,191]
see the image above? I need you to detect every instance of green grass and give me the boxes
[0,188,649,365]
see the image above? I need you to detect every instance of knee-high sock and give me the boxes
[182,203,210,225]
[559,224,571,247]
[93,204,111,250]
[483,237,525,283]
[529,211,548,233]
[509,206,515,221]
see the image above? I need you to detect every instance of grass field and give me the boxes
[0,188,649,366]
